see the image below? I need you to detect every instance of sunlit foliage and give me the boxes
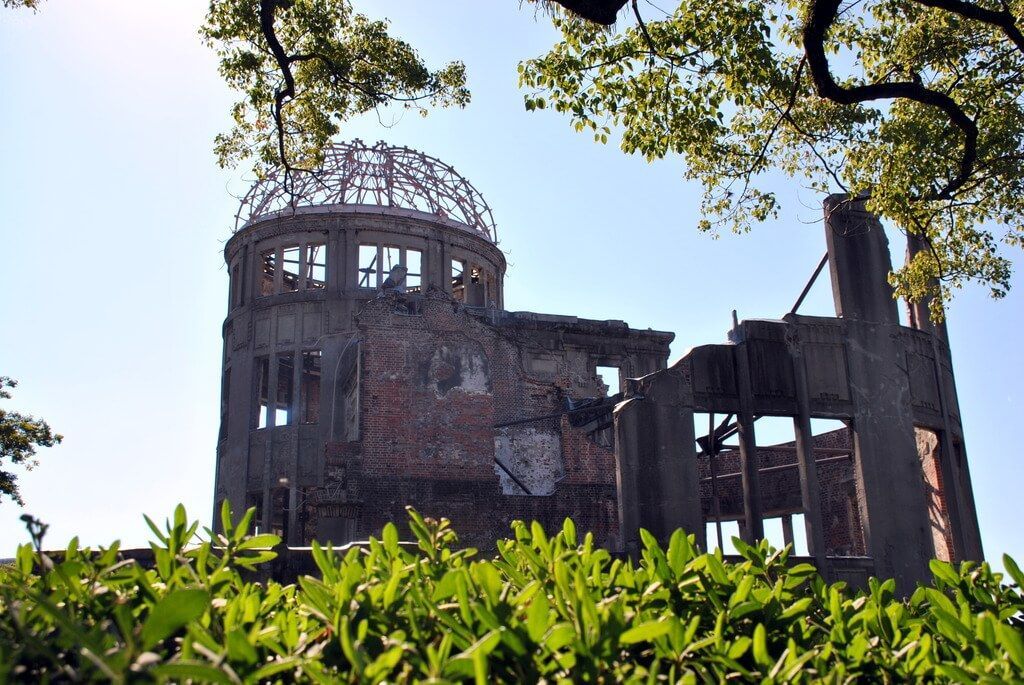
[2,504,1023,681]
[0,378,61,506]
[520,0,1024,317]
[201,0,469,181]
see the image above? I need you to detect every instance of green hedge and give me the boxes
[1,504,1023,683]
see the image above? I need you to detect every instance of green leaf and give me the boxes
[382,522,399,555]
[527,592,551,643]
[779,597,813,620]
[752,623,770,666]
[929,559,958,586]
[152,662,233,684]
[1003,554,1024,589]
[141,589,210,649]
[620,620,671,644]
[237,534,281,550]
[226,628,257,665]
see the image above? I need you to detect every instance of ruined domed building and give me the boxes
[215,140,982,593]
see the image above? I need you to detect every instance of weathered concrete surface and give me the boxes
[494,426,564,495]
[610,195,981,595]
[615,368,703,556]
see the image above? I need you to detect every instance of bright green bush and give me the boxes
[1,504,1023,683]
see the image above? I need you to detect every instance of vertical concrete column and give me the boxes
[273,245,284,293]
[249,239,262,303]
[791,337,827,567]
[427,236,445,291]
[906,233,983,561]
[344,229,359,292]
[329,224,344,292]
[781,515,795,549]
[440,241,452,294]
[614,397,641,555]
[613,373,703,556]
[288,352,303,546]
[297,239,308,291]
[733,341,764,543]
[825,194,935,593]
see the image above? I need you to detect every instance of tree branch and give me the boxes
[915,0,1024,54]
[802,0,979,200]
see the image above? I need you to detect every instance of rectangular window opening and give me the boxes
[790,513,809,556]
[406,248,422,292]
[451,259,466,301]
[300,350,321,424]
[281,245,300,293]
[751,416,801,549]
[704,519,741,555]
[466,265,486,305]
[383,246,401,276]
[276,353,295,426]
[762,515,809,556]
[255,356,270,429]
[333,342,361,441]
[595,366,620,396]
[696,411,745,553]
[259,250,276,297]
[246,492,264,535]
[358,244,378,288]
[305,243,326,290]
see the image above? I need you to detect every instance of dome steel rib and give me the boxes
[235,140,498,243]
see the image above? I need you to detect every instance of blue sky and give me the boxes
[0,1,1020,566]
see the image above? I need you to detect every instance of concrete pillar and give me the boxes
[791,338,827,567]
[613,373,703,556]
[329,228,344,293]
[906,233,983,562]
[733,341,764,543]
[825,194,936,594]
[781,515,795,549]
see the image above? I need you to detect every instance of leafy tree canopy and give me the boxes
[200,0,470,185]
[522,0,1024,316]
[0,377,61,506]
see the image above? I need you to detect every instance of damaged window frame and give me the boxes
[259,248,276,298]
[333,340,361,442]
[254,356,271,429]
[305,242,327,290]
[449,248,499,307]
[450,258,466,301]
[275,352,295,426]
[356,237,426,292]
[281,244,301,293]
[255,238,330,298]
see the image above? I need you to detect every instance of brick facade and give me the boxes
[302,292,659,550]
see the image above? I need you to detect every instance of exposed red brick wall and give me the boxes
[917,428,954,561]
[313,295,621,550]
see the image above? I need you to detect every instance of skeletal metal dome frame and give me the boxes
[235,140,498,243]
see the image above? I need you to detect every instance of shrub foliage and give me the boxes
[1,504,1023,682]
